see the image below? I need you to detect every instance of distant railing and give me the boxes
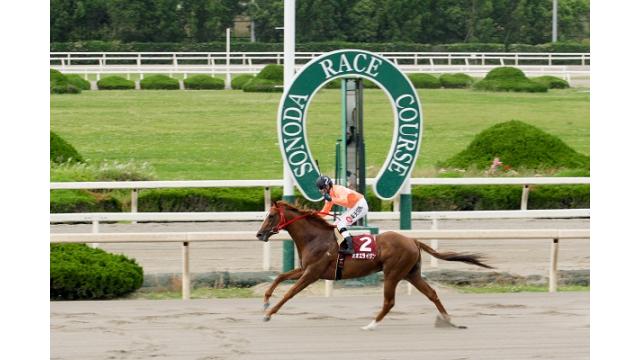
[49,51,590,86]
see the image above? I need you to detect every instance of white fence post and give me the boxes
[521,185,530,210]
[182,242,191,300]
[131,189,138,224]
[430,218,439,268]
[549,238,559,292]
[264,187,271,211]
[90,220,100,249]
[325,280,333,297]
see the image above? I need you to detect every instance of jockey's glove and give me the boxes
[323,193,332,202]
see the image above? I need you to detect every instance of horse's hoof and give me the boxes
[361,320,378,331]
[263,315,271,322]
[263,302,270,311]
[435,315,466,329]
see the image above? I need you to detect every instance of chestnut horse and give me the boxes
[256,201,493,330]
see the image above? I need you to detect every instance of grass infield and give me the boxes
[51,88,589,180]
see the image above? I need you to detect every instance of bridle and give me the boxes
[269,204,333,235]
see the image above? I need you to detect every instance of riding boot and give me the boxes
[340,235,355,255]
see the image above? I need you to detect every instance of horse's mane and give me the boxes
[276,201,336,230]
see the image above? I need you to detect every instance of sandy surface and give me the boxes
[51,291,589,360]
[51,219,589,276]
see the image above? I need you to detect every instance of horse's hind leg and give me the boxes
[362,277,400,330]
[405,271,466,329]
[263,268,304,310]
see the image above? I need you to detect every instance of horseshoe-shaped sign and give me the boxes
[277,49,423,201]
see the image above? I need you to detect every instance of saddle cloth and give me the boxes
[335,233,377,280]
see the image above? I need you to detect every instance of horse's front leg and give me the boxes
[264,268,321,321]
[263,268,304,310]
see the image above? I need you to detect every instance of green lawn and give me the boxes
[51,88,589,180]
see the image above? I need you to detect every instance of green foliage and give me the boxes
[440,120,590,170]
[52,40,591,54]
[231,74,255,89]
[439,73,474,88]
[51,0,589,45]
[50,69,81,94]
[256,64,283,83]
[408,74,441,89]
[50,244,143,300]
[412,184,589,211]
[140,74,179,90]
[50,131,83,164]
[531,76,570,89]
[97,76,135,90]
[51,160,156,182]
[474,67,548,93]
[184,75,225,90]
[242,78,282,93]
[50,189,122,213]
[64,74,91,90]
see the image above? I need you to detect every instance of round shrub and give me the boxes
[531,76,570,89]
[184,75,225,90]
[242,78,282,92]
[439,73,474,88]
[439,120,589,170]
[485,67,528,81]
[97,76,135,90]
[50,131,83,164]
[474,66,547,93]
[257,64,283,83]
[50,243,143,300]
[231,74,255,89]
[64,74,91,90]
[50,69,80,94]
[140,74,180,90]
[408,74,441,89]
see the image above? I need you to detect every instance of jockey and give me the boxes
[316,175,369,255]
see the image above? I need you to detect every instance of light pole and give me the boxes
[552,0,558,42]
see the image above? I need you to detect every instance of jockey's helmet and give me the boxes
[316,175,333,191]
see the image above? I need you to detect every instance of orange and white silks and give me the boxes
[321,185,364,214]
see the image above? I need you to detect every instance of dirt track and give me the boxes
[51,291,589,360]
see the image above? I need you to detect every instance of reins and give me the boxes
[271,204,334,234]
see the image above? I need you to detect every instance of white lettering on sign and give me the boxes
[288,94,309,109]
[318,54,383,79]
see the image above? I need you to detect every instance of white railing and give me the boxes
[50,228,590,299]
[50,51,590,85]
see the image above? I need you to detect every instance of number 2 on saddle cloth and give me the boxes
[335,234,377,280]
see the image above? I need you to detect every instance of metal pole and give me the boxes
[225,28,232,89]
[182,242,191,300]
[400,181,412,230]
[282,0,296,272]
[552,0,558,42]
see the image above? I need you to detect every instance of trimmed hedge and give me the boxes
[64,74,91,90]
[50,131,83,164]
[531,76,570,89]
[140,74,179,90]
[50,69,81,94]
[242,78,282,92]
[439,73,474,88]
[231,74,255,89]
[50,190,122,213]
[51,243,143,300]
[184,75,225,90]
[97,76,135,90]
[440,120,590,170]
[51,41,590,54]
[52,184,588,214]
[473,67,548,93]
[257,64,283,83]
[408,74,441,89]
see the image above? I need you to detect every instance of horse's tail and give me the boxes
[416,240,494,269]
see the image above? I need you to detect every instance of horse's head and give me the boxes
[256,201,287,242]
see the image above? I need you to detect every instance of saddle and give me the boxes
[335,233,378,280]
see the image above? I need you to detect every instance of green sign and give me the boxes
[278,49,423,201]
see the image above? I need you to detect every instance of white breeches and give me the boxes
[334,198,369,237]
